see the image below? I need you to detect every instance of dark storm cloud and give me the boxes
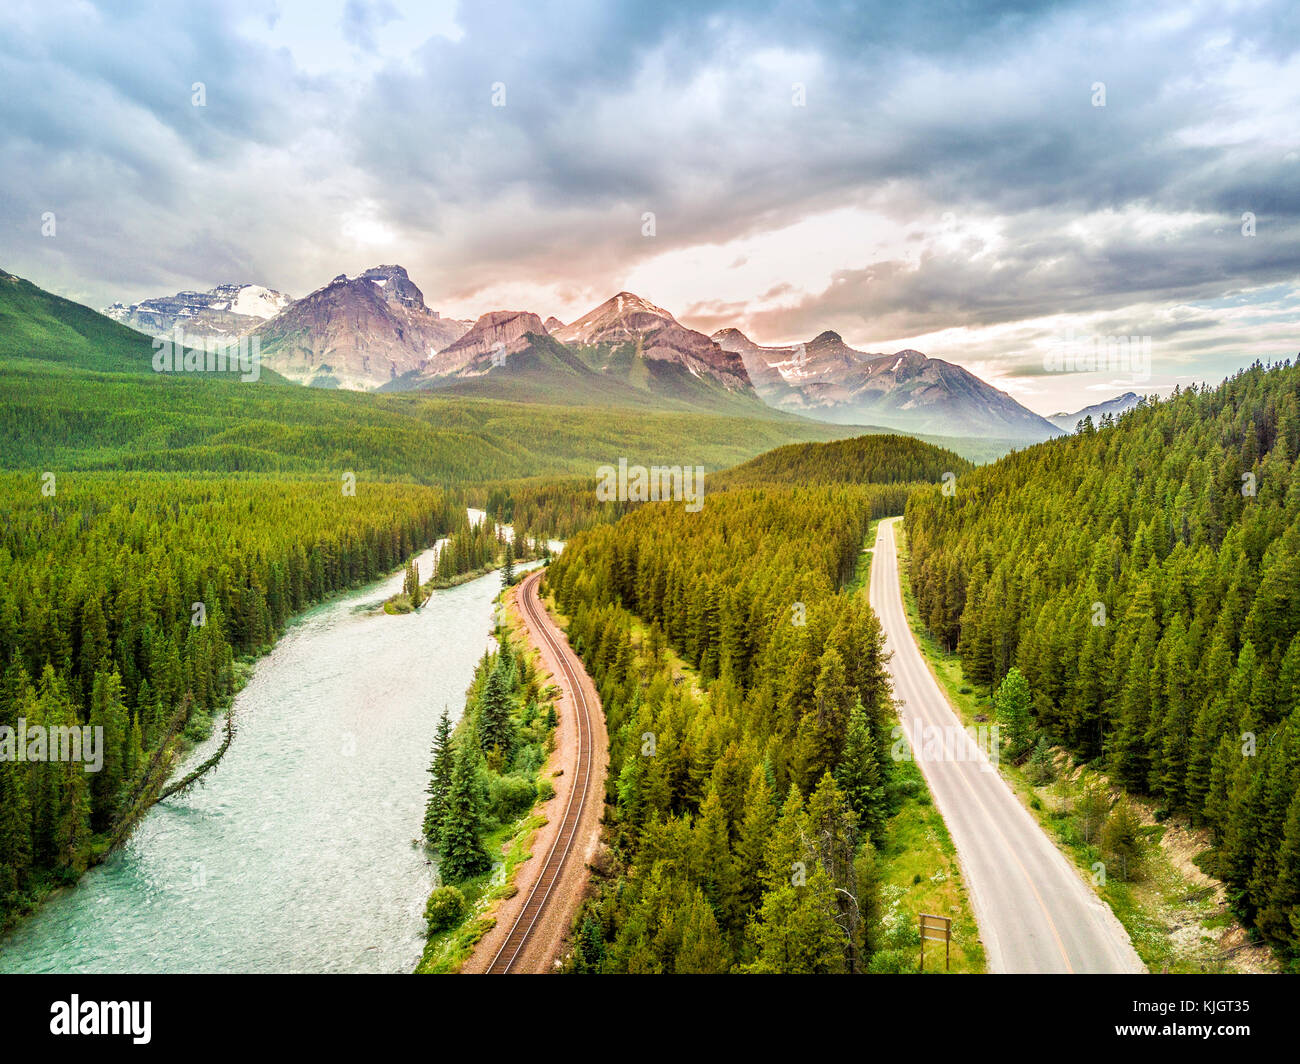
[733,211,1300,343]
[329,0,1300,323]
[0,0,1297,364]
[0,0,334,300]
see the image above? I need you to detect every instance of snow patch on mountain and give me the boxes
[104,282,293,340]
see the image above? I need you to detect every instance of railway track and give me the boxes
[485,569,596,974]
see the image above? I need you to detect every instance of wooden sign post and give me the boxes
[919,913,952,972]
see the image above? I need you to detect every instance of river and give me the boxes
[0,525,530,974]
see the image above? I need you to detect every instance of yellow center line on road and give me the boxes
[938,742,1076,972]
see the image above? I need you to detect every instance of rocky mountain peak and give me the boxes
[610,291,670,315]
[711,327,753,347]
[555,291,675,343]
[250,266,468,390]
[430,310,547,375]
[554,292,753,393]
[103,281,293,341]
[340,265,427,312]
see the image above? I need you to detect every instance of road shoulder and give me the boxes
[888,517,1270,973]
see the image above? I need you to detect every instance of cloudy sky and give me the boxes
[2,0,1298,413]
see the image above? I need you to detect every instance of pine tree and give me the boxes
[477,658,515,760]
[674,889,731,973]
[51,689,93,881]
[1025,735,1056,785]
[834,700,887,843]
[743,865,846,974]
[502,541,515,588]
[408,560,423,608]
[423,709,455,846]
[794,647,852,787]
[1258,791,1300,950]
[87,670,128,833]
[0,755,32,901]
[1100,797,1144,881]
[1075,782,1111,845]
[572,915,607,973]
[734,766,777,912]
[761,785,807,893]
[694,789,742,934]
[438,740,491,882]
[806,772,867,971]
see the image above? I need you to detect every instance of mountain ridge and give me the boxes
[248,265,471,390]
[104,282,292,340]
[1047,391,1142,431]
[556,292,754,394]
[428,310,550,377]
[85,263,1062,439]
[714,325,1061,440]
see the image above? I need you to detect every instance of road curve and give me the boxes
[478,569,605,974]
[869,517,1144,974]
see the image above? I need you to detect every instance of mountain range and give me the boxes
[96,264,1110,441]
[1046,391,1142,432]
[247,266,471,390]
[377,294,765,415]
[105,283,292,340]
[713,327,1063,439]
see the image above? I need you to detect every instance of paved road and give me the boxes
[869,517,1145,973]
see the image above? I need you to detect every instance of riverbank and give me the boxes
[0,657,253,938]
[460,575,606,973]
[112,540,453,837]
[381,543,547,614]
[891,520,1277,974]
[0,540,504,974]
[0,528,465,943]
[415,577,565,973]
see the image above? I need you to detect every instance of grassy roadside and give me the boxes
[874,755,987,973]
[844,517,880,598]
[892,519,1277,974]
[545,548,983,974]
[846,517,985,973]
[414,579,560,974]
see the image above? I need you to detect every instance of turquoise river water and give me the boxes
[0,534,528,973]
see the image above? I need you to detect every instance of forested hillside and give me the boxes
[906,361,1300,959]
[544,485,908,971]
[1,362,875,481]
[0,269,876,480]
[469,434,973,546]
[712,432,973,489]
[0,472,456,928]
[478,478,632,540]
[0,268,159,376]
